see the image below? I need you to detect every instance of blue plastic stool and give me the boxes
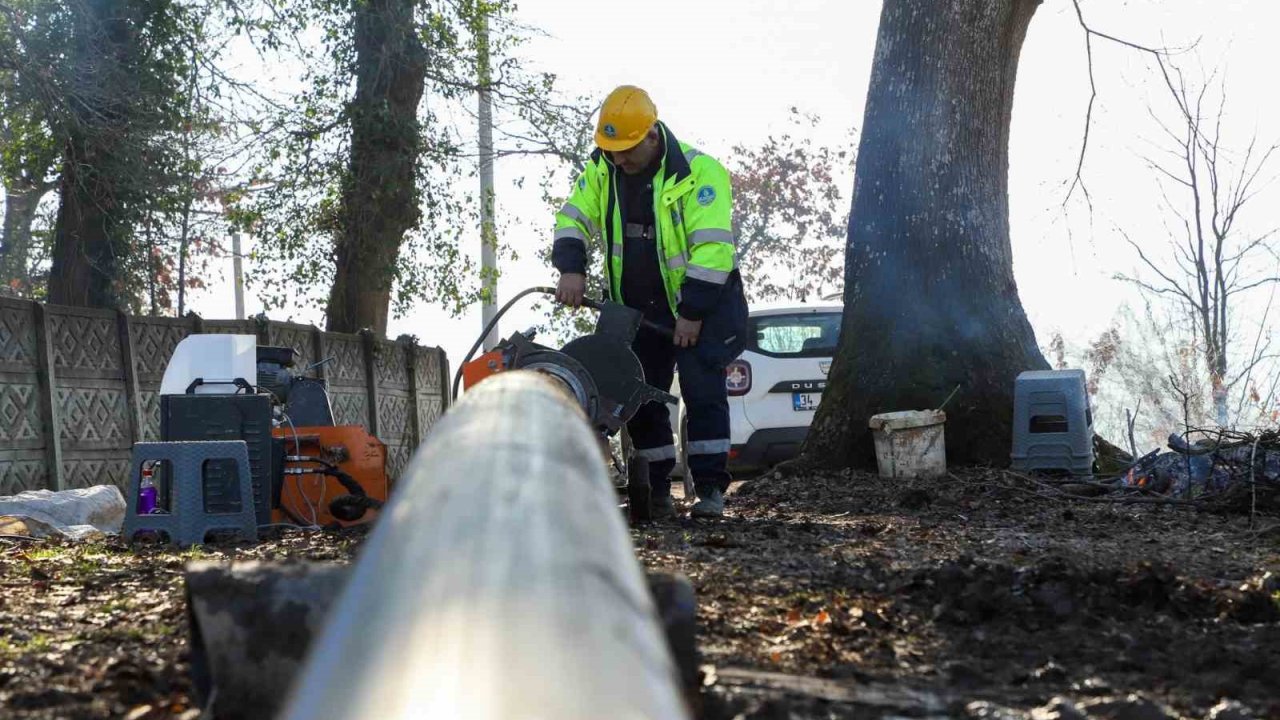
[1010,370,1094,475]
[123,441,259,546]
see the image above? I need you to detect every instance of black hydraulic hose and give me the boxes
[329,467,374,500]
[323,466,384,522]
[451,286,557,402]
[329,495,383,522]
[449,287,678,402]
[284,455,384,522]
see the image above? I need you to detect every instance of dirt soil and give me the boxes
[2,468,1278,719]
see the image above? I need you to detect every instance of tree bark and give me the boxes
[47,0,134,309]
[0,178,51,295]
[804,0,1048,469]
[325,0,426,335]
[48,129,128,307]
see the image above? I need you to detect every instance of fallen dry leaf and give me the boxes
[2,465,1278,720]
[0,516,31,536]
[123,705,156,720]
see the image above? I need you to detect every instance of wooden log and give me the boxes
[281,371,690,720]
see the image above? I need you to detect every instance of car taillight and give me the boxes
[725,360,751,396]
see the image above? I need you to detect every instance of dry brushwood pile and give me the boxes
[1120,429,1280,512]
[1,467,1278,719]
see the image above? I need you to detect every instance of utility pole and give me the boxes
[477,12,498,350]
[231,231,245,320]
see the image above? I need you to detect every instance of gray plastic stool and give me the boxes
[123,441,259,546]
[1010,369,1094,475]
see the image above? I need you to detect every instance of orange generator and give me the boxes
[272,425,388,528]
[256,345,389,528]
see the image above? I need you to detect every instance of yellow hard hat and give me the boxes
[595,85,658,152]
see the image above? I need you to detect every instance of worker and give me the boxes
[552,85,748,519]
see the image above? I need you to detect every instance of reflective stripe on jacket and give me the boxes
[551,122,736,320]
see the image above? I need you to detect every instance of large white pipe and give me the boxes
[281,371,689,720]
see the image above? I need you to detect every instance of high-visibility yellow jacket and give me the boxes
[551,122,738,320]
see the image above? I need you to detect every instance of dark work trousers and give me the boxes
[626,278,748,499]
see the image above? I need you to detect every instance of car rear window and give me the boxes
[748,312,842,358]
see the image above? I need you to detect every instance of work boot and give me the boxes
[651,493,676,520]
[690,487,725,518]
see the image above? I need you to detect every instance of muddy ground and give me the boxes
[1,468,1277,719]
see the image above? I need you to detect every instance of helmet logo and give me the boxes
[696,185,716,206]
[602,123,617,139]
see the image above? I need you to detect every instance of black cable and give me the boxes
[451,286,557,401]
[449,287,677,402]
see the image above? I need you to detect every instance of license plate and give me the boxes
[792,392,821,411]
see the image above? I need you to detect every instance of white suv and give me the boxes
[673,302,842,476]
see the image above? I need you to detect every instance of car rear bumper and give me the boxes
[729,427,810,472]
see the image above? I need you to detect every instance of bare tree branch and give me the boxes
[1227,353,1280,392]
[1115,226,1200,307]
[1066,0,1184,206]
[1145,155,1193,188]
[1231,279,1275,419]
[1115,274,1200,309]
[1119,54,1280,427]
[1226,276,1280,296]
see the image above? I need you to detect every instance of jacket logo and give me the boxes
[578,177,586,190]
[696,185,716,206]
[820,361,831,375]
[602,123,617,138]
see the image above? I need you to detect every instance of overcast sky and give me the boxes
[191,0,1280,373]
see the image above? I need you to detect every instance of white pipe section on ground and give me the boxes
[281,371,689,720]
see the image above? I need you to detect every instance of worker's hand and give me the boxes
[556,273,587,308]
[673,317,702,348]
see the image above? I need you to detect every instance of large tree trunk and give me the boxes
[48,130,127,307]
[804,0,1049,469]
[47,0,133,309]
[325,0,426,334]
[0,178,52,295]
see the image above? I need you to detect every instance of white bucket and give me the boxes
[869,410,947,479]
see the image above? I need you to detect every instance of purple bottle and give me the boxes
[137,464,158,514]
